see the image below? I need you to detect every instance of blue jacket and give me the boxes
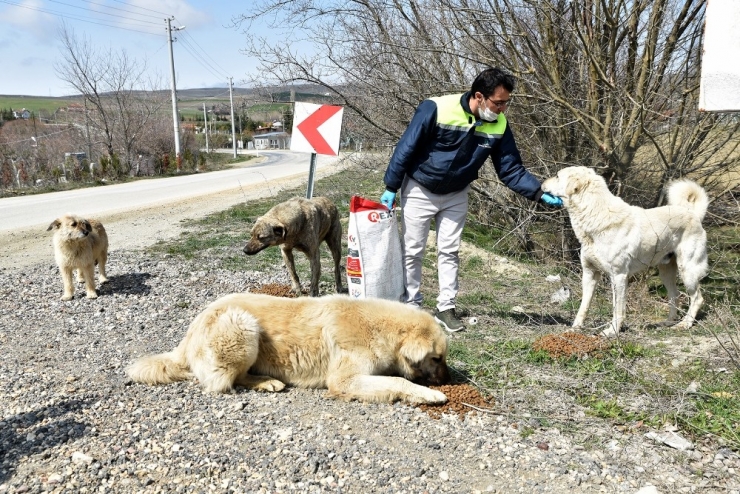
[383,92,544,200]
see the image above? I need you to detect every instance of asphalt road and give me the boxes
[0,150,342,269]
[0,150,337,232]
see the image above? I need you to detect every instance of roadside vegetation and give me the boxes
[150,154,740,451]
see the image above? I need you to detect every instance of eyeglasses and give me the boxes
[486,96,512,109]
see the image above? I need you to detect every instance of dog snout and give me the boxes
[435,361,451,384]
[243,241,266,255]
[425,360,450,385]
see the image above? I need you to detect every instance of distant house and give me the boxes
[254,122,284,135]
[252,131,291,150]
[13,108,31,119]
[64,103,86,113]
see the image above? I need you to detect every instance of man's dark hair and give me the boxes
[470,68,516,96]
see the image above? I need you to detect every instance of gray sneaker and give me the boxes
[434,308,465,332]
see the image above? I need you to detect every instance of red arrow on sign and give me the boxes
[296,105,343,155]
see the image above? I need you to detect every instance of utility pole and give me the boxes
[202,103,209,153]
[229,77,237,158]
[166,18,184,170]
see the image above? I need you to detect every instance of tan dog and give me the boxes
[47,213,109,301]
[243,196,344,296]
[126,293,450,404]
[541,166,709,336]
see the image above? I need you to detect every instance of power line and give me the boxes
[111,0,170,17]
[46,0,162,25]
[177,35,228,82]
[175,21,231,77]
[70,0,163,21]
[0,0,164,35]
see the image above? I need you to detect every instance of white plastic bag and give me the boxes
[346,196,404,300]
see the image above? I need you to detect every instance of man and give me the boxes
[380,67,562,332]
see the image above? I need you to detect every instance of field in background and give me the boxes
[0,88,319,126]
[0,95,76,115]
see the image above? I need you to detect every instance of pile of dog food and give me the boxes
[417,383,493,419]
[250,283,299,297]
[532,332,610,359]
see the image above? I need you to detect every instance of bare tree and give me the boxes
[235,0,737,191]
[234,0,739,256]
[55,25,166,176]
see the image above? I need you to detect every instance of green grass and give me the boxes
[0,95,76,115]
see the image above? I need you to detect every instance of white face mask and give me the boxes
[478,100,499,122]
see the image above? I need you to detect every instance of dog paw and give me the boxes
[61,294,73,301]
[254,379,286,392]
[671,320,692,331]
[86,292,99,299]
[413,388,447,405]
[426,389,448,404]
[600,326,618,338]
[99,277,109,284]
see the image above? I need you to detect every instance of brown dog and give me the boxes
[243,196,344,296]
[47,213,109,301]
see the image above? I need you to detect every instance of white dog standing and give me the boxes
[541,166,709,336]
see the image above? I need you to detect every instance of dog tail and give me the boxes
[125,346,191,385]
[666,179,709,222]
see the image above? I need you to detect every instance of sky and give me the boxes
[0,0,265,97]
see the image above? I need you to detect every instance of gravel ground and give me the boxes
[1,251,739,494]
[1,173,739,493]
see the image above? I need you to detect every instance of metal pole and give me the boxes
[229,77,237,158]
[202,103,209,153]
[306,152,317,199]
[166,18,182,170]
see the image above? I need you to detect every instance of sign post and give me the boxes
[306,153,317,199]
[700,0,740,112]
[290,102,344,198]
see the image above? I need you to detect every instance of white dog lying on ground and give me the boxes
[126,293,450,404]
[541,166,709,336]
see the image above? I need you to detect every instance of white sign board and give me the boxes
[699,0,740,112]
[290,102,344,156]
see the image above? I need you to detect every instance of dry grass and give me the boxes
[153,152,740,449]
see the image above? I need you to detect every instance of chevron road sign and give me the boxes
[290,102,344,156]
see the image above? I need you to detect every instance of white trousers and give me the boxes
[400,177,469,311]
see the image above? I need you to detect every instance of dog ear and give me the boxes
[273,224,286,239]
[565,176,584,197]
[47,219,61,231]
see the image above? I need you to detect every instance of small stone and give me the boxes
[47,474,63,484]
[72,452,94,464]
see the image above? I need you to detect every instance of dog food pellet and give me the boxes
[532,332,610,359]
[417,383,493,419]
[250,283,299,297]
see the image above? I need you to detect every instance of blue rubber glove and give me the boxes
[380,190,396,210]
[541,192,563,207]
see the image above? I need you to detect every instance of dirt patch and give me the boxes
[532,332,611,359]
